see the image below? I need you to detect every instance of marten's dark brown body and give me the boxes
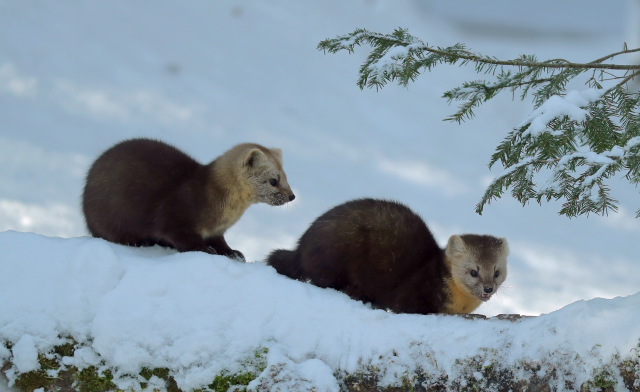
[83,138,294,261]
[267,198,508,314]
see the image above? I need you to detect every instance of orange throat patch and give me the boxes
[444,278,482,314]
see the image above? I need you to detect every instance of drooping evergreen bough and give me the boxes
[318,28,640,218]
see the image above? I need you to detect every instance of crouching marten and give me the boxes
[82,138,295,261]
[266,198,508,314]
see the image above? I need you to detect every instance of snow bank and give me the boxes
[1,231,639,391]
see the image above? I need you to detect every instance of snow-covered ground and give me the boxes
[1,231,639,391]
[0,1,638,317]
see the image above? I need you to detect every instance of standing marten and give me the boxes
[82,138,295,261]
[266,198,508,314]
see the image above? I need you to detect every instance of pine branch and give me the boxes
[414,47,640,71]
[318,28,640,219]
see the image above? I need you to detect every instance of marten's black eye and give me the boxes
[269,178,278,186]
[494,270,500,278]
[470,270,478,277]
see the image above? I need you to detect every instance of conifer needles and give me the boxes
[319,28,640,218]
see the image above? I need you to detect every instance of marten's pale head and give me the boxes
[242,147,295,206]
[445,234,508,303]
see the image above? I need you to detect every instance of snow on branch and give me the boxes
[478,86,640,218]
[518,89,605,138]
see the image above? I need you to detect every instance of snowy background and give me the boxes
[1,0,639,318]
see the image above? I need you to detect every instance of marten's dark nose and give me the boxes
[289,194,296,201]
[484,287,493,293]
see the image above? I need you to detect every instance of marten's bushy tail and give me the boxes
[266,249,303,280]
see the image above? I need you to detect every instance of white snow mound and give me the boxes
[0,231,639,391]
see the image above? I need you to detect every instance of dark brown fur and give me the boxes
[266,198,508,314]
[267,198,450,314]
[82,138,293,261]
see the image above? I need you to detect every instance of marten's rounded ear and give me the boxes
[445,235,467,258]
[270,148,283,165]
[498,237,510,256]
[243,149,267,168]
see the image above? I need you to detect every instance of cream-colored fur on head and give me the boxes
[445,234,508,310]
[199,143,294,238]
[214,143,294,206]
[240,146,294,206]
[270,148,283,165]
[446,235,467,255]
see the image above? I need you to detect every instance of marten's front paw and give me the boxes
[227,250,246,262]
[205,246,219,255]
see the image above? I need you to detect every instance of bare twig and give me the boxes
[588,47,640,65]
[614,70,640,89]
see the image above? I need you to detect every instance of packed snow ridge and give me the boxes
[1,231,639,391]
